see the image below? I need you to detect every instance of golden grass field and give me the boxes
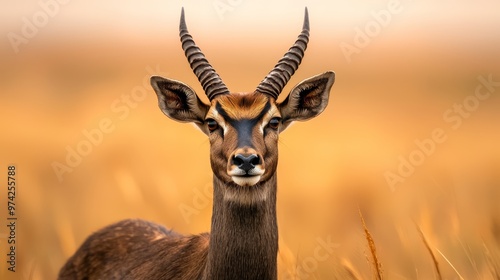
[1,1,499,279]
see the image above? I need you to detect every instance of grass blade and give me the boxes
[359,209,383,280]
[415,223,442,280]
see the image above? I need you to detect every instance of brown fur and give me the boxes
[216,92,271,120]
[58,219,209,279]
[59,70,333,278]
[59,7,335,273]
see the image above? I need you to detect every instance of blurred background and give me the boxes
[1,0,500,279]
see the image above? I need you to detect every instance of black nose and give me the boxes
[232,154,261,173]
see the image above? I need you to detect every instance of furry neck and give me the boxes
[202,174,278,280]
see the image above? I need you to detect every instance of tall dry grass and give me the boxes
[360,209,383,280]
[416,223,442,280]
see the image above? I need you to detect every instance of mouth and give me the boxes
[231,175,262,187]
[228,165,265,187]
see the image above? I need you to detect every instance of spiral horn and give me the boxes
[179,8,229,100]
[255,7,310,99]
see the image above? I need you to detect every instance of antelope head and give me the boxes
[150,8,335,204]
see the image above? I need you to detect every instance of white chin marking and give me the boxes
[231,175,261,187]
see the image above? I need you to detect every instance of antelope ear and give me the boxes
[150,76,210,134]
[278,71,335,132]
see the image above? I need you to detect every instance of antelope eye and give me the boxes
[206,119,219,132]
[268,117,281,130]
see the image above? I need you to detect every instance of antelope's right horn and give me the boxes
[179,8,230,101]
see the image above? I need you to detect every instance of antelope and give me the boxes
[58,7,335,280]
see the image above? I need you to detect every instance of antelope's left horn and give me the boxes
[256,7,310,99]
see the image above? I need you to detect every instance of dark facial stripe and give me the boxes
[216,101,271,148]
[234,119,257,147]
[215,102,233,123]
[254,101,271,123]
